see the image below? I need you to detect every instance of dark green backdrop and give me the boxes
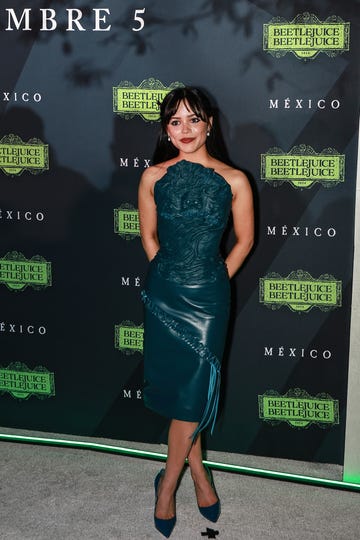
[1,0,359,465]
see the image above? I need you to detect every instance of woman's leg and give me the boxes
[155,419,196,519]
[155,419,218,519]
[187,433,219,507]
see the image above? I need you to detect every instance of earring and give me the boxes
[207,131,210,137]
[168,136,171,141]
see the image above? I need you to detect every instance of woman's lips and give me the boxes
[180,138,195,144]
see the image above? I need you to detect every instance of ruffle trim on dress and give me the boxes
[141,289,221,440]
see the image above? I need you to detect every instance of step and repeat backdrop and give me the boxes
[1,1,359,465]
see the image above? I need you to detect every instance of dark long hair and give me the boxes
[152,86,230,165]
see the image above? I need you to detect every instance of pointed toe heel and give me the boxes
[198,499,221,523]
[154,515,176,538]
[198,465,221,523]
[154,469,176,538]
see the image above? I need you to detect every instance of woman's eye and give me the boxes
[170,120,180,126]
[191,117,200,123]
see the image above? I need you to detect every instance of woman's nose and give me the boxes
[181,122,190,133]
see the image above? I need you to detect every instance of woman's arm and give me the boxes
[138,167,160,261]
[225,171,254,278]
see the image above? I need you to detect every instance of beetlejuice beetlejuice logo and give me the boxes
[115,321,144,354]
[0,135,49,176]
[263,12,350,60]
[114,204,140,240]
[259,270,342,313]
[113,78,183,121]
[261,145,345,189]
[0,362,55,400]
[0,252,52,292]
[258,388,339,429]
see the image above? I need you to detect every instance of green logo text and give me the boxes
[115,321,144,354]
[264,13,350,60]
[114,204,140,239]
[0,362,55,400]
[0,251,52,291]
[0,134,49,175]
[259,389,339,428]
[113,78,183,121]
[259,270,341,312]
[261,145,345,189]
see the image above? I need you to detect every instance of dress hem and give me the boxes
[141,289,221,438]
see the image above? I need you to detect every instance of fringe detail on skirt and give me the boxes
[141,289,221,439]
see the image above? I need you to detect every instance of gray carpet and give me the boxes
[0,430,358,539]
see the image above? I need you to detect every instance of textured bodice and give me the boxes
[153,160,232,284]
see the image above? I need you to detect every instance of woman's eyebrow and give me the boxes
[170,113,198,119]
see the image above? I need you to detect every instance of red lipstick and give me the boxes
[180,138,195,144]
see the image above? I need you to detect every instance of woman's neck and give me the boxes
[177,147,212,166]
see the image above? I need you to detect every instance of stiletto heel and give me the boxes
[154,469,176,538]
[198,465,221,523]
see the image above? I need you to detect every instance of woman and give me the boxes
[138,87,254,537]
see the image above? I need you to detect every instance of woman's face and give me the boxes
[166,100,211,154]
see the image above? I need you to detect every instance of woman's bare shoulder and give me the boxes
[213,161,250,189]
[141,164,164,182]
[140,160,176,185]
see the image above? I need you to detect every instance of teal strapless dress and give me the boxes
[141,160,232,436]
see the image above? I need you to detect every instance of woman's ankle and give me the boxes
[189,463,209,483]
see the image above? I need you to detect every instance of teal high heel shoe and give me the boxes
[154,469,176,538]
[198,465,221,523]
